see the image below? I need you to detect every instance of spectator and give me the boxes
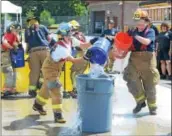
[102,19,118,73]
[145,18,159,37]
[170,27,172,32]
[145,18,161,74]
[157,23,172,80]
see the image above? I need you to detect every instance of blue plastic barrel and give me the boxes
[10,47,25,68]
[88,37,111,65]
[76,74,115,133]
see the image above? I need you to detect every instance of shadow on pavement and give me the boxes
[1,93,33,100]
[3,115,93,136]
[3,115,54,131]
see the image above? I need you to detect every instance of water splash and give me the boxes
[58,110,82,136]
[88,63,105,78]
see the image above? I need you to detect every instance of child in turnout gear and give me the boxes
[1,23,21,97]
[68,20,88,98]
[33,22,92,123]
[122,9,160,115]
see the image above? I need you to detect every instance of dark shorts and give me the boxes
[158,50,170,61]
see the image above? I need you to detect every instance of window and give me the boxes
[155,9,158,21]
[164,8,168,20]
[152,9,155,21]
[147,9,149,16]
[168,8,171,21]
[158,8,161,21]
[149,9,152,20]
[162,8,165,21]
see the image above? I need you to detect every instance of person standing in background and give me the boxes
[156,23,172,80]
[69,20,88,98]
[145,18,159,37]
[102,19,118,73]
[145,18,161,75]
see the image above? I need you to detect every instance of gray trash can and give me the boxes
[76,74,115,133]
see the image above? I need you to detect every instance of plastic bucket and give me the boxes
[76,74,115,133]
[114,32,133,59]
[10,47,25,68]
[87,37,111,65]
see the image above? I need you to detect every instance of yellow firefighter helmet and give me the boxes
[69,20,80,29]
[133,9,148,20]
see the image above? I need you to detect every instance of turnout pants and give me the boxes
[1,51,16,92]
[28,47,49,91]
[105,48,115,72]
[70,51,88,89]
[123,52,160,110]
[35,56,64,113]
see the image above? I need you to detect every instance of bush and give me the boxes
[40,10,55,26]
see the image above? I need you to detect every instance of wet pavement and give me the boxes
[1,75,171,136]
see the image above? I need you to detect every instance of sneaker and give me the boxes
[70,90,77,99]
[29,90,37,97]
[167,75,172,81]
[149,108,157,115]
[133,102,146,114]
[2,91,13,98]
[63,92,71,99]
[54,112,66,123]
[33,102,47,115]
[160,74,166,79]
[37,82,43,90]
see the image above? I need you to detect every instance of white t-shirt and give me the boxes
[51,36,81,62]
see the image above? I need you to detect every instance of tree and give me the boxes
[69,0,88,16]
[40,10,55,26]
[26,10,34,18]
[9,0,88,16]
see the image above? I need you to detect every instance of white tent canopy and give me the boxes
[2,1,22,32]
[2,1,22,14]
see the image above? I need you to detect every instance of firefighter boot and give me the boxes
[37,82,43,90]
[29,90,37,98]
[33,101,47,115]
[149,107,157,115]
[133,101,146,114]
[54,112,66,123]
[2,91,13,98]
[70,88,77,99]
[63,91,71,99]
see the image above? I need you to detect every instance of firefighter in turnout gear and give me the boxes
[33,22,92,123]
[1,23,21,97]
[123,9,160,115]
[68,20,88,98]
[25,16,51,97]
